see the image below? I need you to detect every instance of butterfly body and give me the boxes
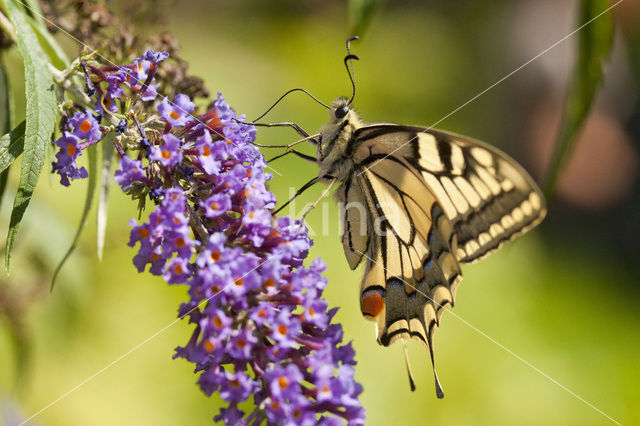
[313,97,546,394]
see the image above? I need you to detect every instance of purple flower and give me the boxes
[149,133,183,167]
[52,132,88,186]
[142,49,169,63]
[271,310,301,349]
[203,192,231,218]
[219,370,257,403]
[105,79,366,423]
[69,110,102,142]
[157,94,195,127]
[249,302,276,326]
[266,364,304,401]
[195,233,226,268]
[195,130,221,175]
[114,155,145,189]
[164,257,191,284]
[227,326,257,359]
[214,406,245,424]
[204,307,233,339]
[141,83,158,101]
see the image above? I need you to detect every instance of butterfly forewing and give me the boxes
[354,125,547,264]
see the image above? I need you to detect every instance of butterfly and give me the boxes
[259,38,546,398]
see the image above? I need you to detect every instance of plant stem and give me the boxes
[0,10,17,43]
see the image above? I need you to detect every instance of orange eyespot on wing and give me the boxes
[361,287,385,318]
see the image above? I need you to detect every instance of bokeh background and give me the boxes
[1,0,640,425]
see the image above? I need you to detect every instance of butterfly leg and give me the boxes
[250,133,321,149]
[267,150,316,164]
[244,121,320,145]
[299,179,336,222]
[272,176,321,216]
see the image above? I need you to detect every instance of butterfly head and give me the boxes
[329,97,354,123]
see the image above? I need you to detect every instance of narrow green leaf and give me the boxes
[22,0,45,29]
[51,143,97,290]
[348,0,385,38]
[2,0,57,271]
[27,14,69,70]
[97,133,114,260]
[0,51,14,132]
[543,0,615,198]
[0,120,25,172]
[0,53,15,210]
[0,166,9,210]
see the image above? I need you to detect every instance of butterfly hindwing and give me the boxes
[354,157,462,351]
[338,178,369,270]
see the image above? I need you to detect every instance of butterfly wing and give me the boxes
[341,124,545,387]
[353,125,546,264]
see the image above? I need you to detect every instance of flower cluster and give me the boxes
[52,50,365,424]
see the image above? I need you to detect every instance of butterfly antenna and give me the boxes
[251,88,330,123]
[402,339,417,392]
[427,340,445,399]
[344,36,360,105]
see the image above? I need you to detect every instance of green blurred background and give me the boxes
[1,0,640,425]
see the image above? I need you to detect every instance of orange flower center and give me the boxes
[138,228,150,239]
[213,316,223,328]
[161,150,171,159]
[278,376,289,389]
[79,120,92,133]
[210,250,221,262]
[277,325,287,335]
[169,111,181,120]
[66,144,77,156]
[204,340,215,352]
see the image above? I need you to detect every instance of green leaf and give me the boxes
[22,0,45,29]
[0,119,24,212]
[543,0,615,199]
[348,0,385,38]
[51,143,97,290]
[0,51,15,132]
[0,120,25,173]
[2,0,57,271]
[27,14,69,70]
[0,53,16,210]
[97,133,115,260]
